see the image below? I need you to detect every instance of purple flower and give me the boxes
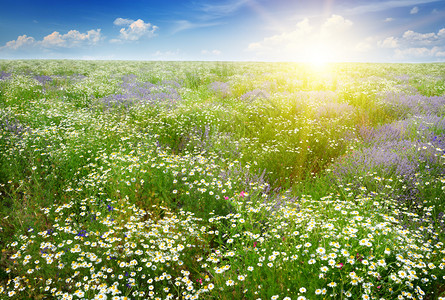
[240,89,270,102]
[380,92,445,116]
[0,71,11,81]
[77,230,88,237]
[331,139,441,181]
[34,75,53,85]
[1,117,31,138]
[97,75,182,111]
[209,81,231,98]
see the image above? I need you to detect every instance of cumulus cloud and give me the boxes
[113,17,133,26]
[378,36,399,48]
[402,29,442,45]
[395,47,430,58]
[395,46,445,58]
[40,31,65,47]
[1,29,102,51]
[410,6,419,14]
[246,15,356,62]
[246,18,311,52]
[113,18,158,42]
[355,37,376,52]
[2,35,35,50]
[40,29,102,48]
[320,14,353,36]
[376,27,445,49]
[375,27,445,60]
[247,12,444,62]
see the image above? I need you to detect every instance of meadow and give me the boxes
[0,60,444,299]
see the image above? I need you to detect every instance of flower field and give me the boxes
[0,60,444,299]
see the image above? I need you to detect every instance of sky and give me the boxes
[1,0,445,62]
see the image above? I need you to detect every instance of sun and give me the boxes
[304,43,332,69]
[307,50,330,67]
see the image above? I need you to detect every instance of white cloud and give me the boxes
[201,49,221,55]
[375,27,445,60]
[402,29,441,45]
[410,6,419,14]
[152,49,182,60]
[39,29,102,48]
[378,36,399,48]
[246,15,356,62]
[320,14,352,36]
[346,0,441,14]
[198,0,249,19]
[431,46,445,56]
[171,20,221,34]
[113,18,158,42]
[395,47,431,58]
[173,20,194,33]
[355,41,373,52]
[247,11,445,62]
[113,17,133,26]
[384,17,394,22]
[247,42,261,51]
[40,31,65,47]
[247,17,312,50]
[354,36,381,52]
[1,29,101,51]
[2,35,35,50]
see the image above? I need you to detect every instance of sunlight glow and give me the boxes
[307,48,330,67]
[304,42,332,70]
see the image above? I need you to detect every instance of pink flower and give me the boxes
[337,263,344,269]
[197,278,203,284]
[239,191,246,198]
[253,242,257,248]
[224,196,229,200]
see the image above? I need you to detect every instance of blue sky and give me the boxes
[1,0,445,62]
